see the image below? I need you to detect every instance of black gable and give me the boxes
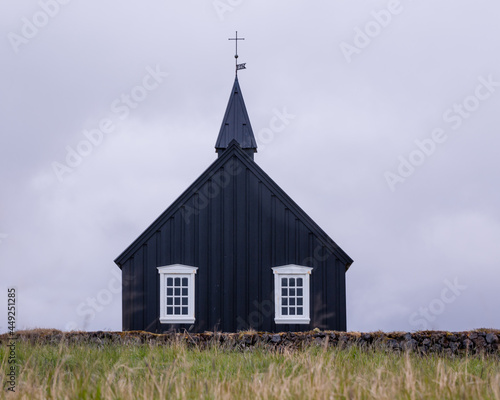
[115,140,352,270]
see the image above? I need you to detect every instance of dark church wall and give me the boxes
[120,154,348,333]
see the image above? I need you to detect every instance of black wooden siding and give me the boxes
[116,142,351,333]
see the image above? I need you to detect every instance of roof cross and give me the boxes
[228,31,246,74]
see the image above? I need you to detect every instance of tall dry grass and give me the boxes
[0,338,499,399]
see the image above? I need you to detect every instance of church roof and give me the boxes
[115,140,353,270]
[215,77,257,153]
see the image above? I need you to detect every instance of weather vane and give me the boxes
[228,31,246,75]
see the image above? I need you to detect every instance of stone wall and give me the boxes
[2,329,499,355]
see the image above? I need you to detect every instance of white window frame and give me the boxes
[157,264,198,324]
[272,265,312,324]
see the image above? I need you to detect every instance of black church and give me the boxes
[115,66,353,333]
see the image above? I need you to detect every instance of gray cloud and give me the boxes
[1,0,499,332]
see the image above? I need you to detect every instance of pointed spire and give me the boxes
[215,76,257,158]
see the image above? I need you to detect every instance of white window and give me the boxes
[157,264,198,324]
[272,265,312,324]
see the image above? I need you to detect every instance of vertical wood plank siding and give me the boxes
[118,148,351,333]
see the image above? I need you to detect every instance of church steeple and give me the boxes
[215,76,257,158]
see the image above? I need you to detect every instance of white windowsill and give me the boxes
[275,318,310,324]
[159,317,195,324]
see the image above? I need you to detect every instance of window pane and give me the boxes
[162,270,196,320]
[297,307,303,315]
[297,278,303,287]
[289,288,295,296]
[289,278,295,287]
[290,308,296,315]
[289,298,295,306]
[282,298,288,306]
[297,288,303,296]
[281,288,287,296]
[282,278,287,287]
[282,307,288,316]
[297,298,303,306]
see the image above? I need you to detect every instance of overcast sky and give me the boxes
[1,0,499,333]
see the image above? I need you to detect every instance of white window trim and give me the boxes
[157,264,198,324]
[272,265,312,324]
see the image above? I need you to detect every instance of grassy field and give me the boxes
[1,336,499,399]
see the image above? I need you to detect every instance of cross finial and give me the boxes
[228,31,246,75]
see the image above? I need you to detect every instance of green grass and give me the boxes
[1,339,499,399]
